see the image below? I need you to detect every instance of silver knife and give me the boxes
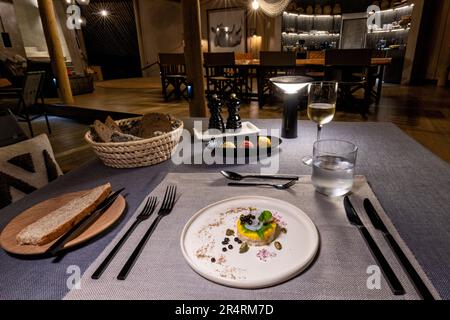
[47,188,125,256]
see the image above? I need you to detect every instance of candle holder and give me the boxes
[270,76,312,139]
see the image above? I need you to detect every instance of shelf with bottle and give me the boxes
[282,11,341,35]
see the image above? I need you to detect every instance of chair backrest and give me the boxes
[203,52,235,66]
[159,53,185,66]
[260,51,296,66]
[21,71,45,108]
[325,49,372,67]
[0,109,28,147]
[158,53,186,76]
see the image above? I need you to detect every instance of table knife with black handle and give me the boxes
[363,198,434,300]
[344,196,405,295]
[47,188,125,256]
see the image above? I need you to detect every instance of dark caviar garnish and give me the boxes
[228,244,233,250]
[211,257,216,263]
[222,247,227,252]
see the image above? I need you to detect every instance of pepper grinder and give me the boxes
[226,93,242,131]
[207,94,225,132]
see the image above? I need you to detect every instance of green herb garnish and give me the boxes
[256,223,272,240]
[258,210,273,223]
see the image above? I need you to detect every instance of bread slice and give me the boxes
[16,183,112,246]
[93,120,114,142]
[105,116,122,133]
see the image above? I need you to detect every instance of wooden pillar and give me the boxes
[37,0,74,104]
[181,0,206,117]
[401,0,425,85]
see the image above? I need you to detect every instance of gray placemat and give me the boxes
[64,173,435,300]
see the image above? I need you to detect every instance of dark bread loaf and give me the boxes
[138,113,173,138]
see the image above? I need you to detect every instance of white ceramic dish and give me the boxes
[180,196,319,289]
[193,121,260,141]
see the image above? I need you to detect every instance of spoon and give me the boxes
[221,170,299,181]
[228,180,297,190]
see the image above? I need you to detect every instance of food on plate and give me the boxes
[274,241,282,250]
[221,141,236,149]
[239,140,255,149]
[16,183,112,246]
[258,136,272,148]
[225,229,234,236]
[239,242,249,253]
[236,209,278,246]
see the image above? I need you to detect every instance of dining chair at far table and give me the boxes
[204,52,244,99]
[235,52,255,99]
[324,48,372,113]
[304,50,326,80]
[158,53,188,102]
[258,51,296,108]
[0,71,50,137]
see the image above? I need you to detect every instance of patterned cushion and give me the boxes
[0,134,63,209]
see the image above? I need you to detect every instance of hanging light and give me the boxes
[100,9,109,17]
[252,0,260,10]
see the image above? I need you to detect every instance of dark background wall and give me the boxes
[0,0,25,59]
[81,0,141,80]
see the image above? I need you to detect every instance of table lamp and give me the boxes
[270,76,312,138]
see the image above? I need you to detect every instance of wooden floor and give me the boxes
[25,77,450,172]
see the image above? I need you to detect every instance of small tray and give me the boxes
[208,135,282,160]
[193,121,260,141]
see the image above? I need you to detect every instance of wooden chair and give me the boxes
[324,49,372,111]
[258,51,296,108]
[0,109,28,148]
[0,71,50,137]
[204,52,243,99]
[305,51,325,79]
[235,52,255,99]
[158,53,188,101]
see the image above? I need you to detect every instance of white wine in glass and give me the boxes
[307,82,338,141]
[307,103,336,125]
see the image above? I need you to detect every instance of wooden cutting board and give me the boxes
[0,190,126,255]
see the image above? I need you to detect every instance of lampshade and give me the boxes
[270,76,312,94]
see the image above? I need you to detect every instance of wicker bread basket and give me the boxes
[85,117,184,168]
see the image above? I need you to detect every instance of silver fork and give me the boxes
[91,196,158,279]
[228,180,297,190]
[117,185,177,280]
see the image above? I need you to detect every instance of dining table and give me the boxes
[0,119,448,300]
[234,58,392,106]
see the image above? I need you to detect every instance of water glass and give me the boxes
[303,139,358,197]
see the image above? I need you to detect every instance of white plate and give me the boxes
[180,196,319,289]
[193,121,260,141]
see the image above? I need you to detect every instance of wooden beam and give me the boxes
[181,0,206,117]
[37,0,74,105]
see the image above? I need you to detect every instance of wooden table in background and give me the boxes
[235,58,392,106]
[0,78,12,88]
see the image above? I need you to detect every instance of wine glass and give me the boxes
[307,82,338,141]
